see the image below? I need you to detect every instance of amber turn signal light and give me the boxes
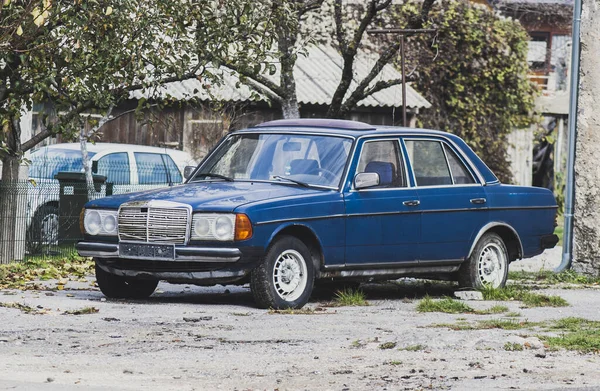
[235,214,253,241]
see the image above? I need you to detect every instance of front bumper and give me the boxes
[76,241,242,263]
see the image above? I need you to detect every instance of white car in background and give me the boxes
[27,143,196,252]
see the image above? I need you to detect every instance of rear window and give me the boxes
[29,149,96,179]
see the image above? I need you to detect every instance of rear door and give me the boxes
[343,138,421,266]
[403,138,488,262]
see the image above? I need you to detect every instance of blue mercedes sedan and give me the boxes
[77,119,558,309]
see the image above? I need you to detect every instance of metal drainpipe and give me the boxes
[555,0,582,272]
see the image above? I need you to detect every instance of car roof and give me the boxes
[246,119,452,138]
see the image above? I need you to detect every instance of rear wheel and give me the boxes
[251,236,315,309]
[458,232,508,289]
[95,263,158,299]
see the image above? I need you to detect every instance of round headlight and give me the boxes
[103,214,117,234]
[214,215,233,240]
[194,217,211,237]
[85,210,102,235]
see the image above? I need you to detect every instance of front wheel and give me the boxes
[251,236,315,309]
[95,263,158,299]
[458,232,508,289]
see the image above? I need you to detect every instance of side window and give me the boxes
[97,152,130,185]
[444,145,475,184]
[162,155,183,183]
[404,140,452,186]
[356,140,405,188]
[135,152,168,184]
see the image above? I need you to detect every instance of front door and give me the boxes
[344,138,421,266]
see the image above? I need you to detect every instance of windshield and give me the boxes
[192,133,354,188]
[29,148,96,179]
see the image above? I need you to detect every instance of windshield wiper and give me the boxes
[272,175,311,188]
[193,172,234,182]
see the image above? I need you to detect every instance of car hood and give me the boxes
[85,181,326,212]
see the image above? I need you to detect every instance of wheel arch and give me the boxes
[267,223,324,272]
[468,222,523,262]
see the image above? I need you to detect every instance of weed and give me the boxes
[474,305,509,315]
[417,296,475,314]
[505,312,522,318]
[430,318,537,331]
[231,312,252,317]
[399,344,426,351]
[63,306,99,315]
[379,342,397,350]
[387,360,403,366]
[480,286,568,308]
[268,308,318,315]
[504,342,524,351]
[351,339,366,348]
[332,288,369,307]
[508,269,600,285]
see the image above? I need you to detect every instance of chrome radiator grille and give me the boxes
[118,206,189,244]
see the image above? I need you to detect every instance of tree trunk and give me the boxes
[573,0,600,276]
[281,98,300,119]
[0,155,20,264]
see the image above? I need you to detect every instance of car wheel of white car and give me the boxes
[26,204,59,253]
[458,232,509,289]
[251,236,315,309]
[95,263,158,299]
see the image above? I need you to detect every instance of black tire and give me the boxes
[95,263,158,299]
[250,236,315,309]
[26,204,59,254]
[458,232,509,289]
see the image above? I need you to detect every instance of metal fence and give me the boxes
[0,171,174,264]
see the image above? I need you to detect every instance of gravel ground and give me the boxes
[1,248,599,391]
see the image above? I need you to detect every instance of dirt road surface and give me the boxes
[1,269,600,391]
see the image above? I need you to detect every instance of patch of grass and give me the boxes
[538,317,600,353]
[503,342,524,351]
[0,255,93,290]
[417,296,475,314]
[508,269,600,285]
[505,312,522,318]
[379,342,397,350]
[351,339,366,348]
[475,305,509,315]
[480,286,568,308]
[231,312,251,317]
[386,360,403,366]
[399,344,426,351]
[430,318,538,331]
[332,288,369,307]
[63,306,99,315]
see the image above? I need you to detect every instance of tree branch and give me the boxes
[222,62,285,99]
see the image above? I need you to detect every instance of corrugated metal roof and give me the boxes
[131,44,431,109]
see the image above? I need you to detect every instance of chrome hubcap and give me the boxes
[272,249,308,302]
[477,243,506,288]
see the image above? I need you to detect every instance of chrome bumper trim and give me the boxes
[76,242,241,263]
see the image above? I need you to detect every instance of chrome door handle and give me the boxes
[403,200,420,206]
[470,198,487,204]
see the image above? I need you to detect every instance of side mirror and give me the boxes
[354,172,379,190]
[183,166,196,179]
